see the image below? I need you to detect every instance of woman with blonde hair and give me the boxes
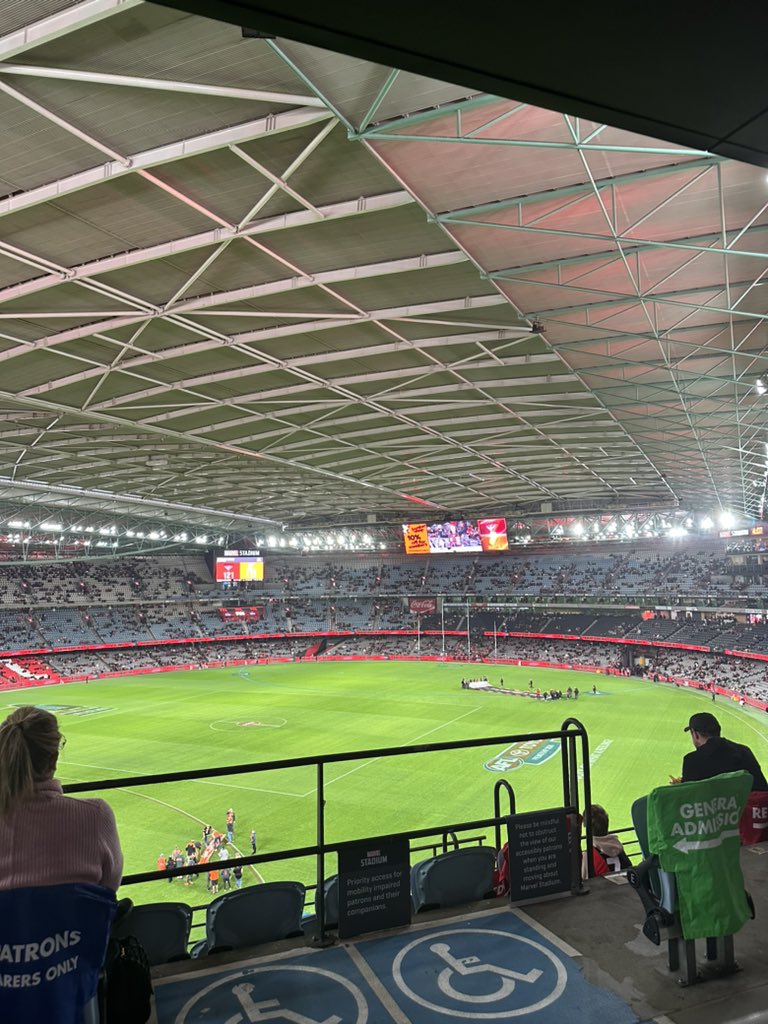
[0,706,123,891]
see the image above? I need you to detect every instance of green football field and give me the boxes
[3,661,768,909]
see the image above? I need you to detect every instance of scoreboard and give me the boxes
[214,549,264,583]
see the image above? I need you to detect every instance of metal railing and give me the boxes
[64,718,592,944]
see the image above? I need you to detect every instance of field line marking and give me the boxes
[63,760,306,798]
[691,693,768,749]
[58,769,268,884]
[227,840,265,884]
[300,705,483,797]
[115,792,266,884]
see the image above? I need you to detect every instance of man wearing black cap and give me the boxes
[680,711,768,791]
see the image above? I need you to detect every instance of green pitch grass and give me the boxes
[3,662,768,910]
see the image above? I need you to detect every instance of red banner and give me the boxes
[409,598,437,614]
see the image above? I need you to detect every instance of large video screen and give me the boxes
[214,549,264,582]
[402,518,509,554]
[402,520,482,554]
[478,518,509,552]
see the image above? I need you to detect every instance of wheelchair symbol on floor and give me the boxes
[429,942,542,1003]
[392,927,568,1019]
[230,986,342,1024]
[173,964,367,1024]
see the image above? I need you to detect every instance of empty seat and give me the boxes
[113,901,192,965]
[194,881,305,956]
[411,847,497,913]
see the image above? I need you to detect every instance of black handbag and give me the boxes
[104,934,153,1024]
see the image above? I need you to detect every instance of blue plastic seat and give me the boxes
[301,875,339,936]
[113,901,192,965]
[192,881,305,957]
[411,846,496,913]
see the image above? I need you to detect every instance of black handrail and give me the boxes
[441,830,459,853]
[64,719,591,944]
[61,726,585,794]
[493,779,516,850]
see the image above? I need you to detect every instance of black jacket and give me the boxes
[682,736,768,791]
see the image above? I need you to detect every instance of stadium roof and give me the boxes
[0,1,767,529]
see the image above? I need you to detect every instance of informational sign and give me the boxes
[506,810,572,903]
[337,837,411,939]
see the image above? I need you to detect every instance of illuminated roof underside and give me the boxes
[0,1,766,527]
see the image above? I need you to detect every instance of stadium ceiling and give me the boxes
[0,1,766,532]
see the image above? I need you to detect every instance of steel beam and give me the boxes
[19,328,532,400]
[0,191,413,306]
[463,220,768,263]
[0,64,327,107]
[0,80,129,163]
[361,130,712,157]
[0,0,141,61]
[0,107,333,220]
[434,156,719,220]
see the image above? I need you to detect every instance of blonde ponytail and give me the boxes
[0,706,60,816]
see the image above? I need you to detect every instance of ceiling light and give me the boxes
[719,511,736,529]
[700,516,714,530]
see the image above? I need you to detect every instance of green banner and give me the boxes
[647,771,751,939]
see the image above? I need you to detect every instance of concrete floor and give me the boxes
[522,845,768,1024]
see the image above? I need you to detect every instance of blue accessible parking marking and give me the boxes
[153,909,642,1023]
[354,910,640,1024]
[154,946,380,1024]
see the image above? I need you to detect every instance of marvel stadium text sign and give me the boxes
[337,837,411,939]
[507,810,571,903]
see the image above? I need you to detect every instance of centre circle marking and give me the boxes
[391,928,567,1019]
[210,717,287,731]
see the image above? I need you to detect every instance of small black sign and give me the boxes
[507,809,572,902]
[337,836,411,939]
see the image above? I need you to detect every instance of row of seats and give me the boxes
[118,847,497,965]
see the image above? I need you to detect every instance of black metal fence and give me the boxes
[64,717,593,943]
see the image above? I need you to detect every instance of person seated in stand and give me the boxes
[671,712,768,790]
[0,706,123,891]
[581,804,631,879]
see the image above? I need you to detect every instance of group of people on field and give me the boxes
[156,809,258,893]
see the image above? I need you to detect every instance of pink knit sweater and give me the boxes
[0,779,123,891]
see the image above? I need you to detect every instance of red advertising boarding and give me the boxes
[218,607,264,620]
[409,598,437,614]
